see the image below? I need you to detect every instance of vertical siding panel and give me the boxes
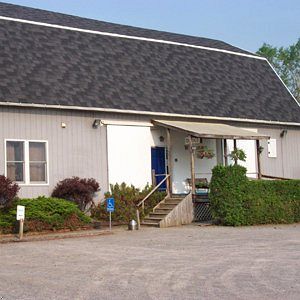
[0,107,108,198]
[258,127,300,179]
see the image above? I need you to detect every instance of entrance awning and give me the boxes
[152,120,269,140]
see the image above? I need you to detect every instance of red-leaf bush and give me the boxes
[0,175,20,208]
[52,177,100,211]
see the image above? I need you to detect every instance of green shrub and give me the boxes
[0,196,91,234]
[210,165,248,226]
[210,165,300,226]
[91,183,166,223]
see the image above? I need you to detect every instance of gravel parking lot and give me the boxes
[0,224,299,300]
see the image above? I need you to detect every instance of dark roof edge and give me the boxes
[1,101,300,127]
[0,15,264,60]
[265,60,300,108]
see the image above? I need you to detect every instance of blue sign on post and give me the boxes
[106,198,115,212]
[106,198,114,231]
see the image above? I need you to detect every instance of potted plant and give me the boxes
[228,148,247,163]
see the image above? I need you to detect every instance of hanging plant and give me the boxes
[196,145,215,159]
[228,148,247,162]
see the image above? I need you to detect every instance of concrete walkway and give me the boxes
[0,224,299,300]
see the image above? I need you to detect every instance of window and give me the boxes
[5,140,48,184]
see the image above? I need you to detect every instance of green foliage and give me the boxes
[210,165,300,226]
[91,183,166,223]
[228,148,247,162]
[0,197,91,233]
[257,39,300,101]
[196,145,215,159]
[210,165,248,226]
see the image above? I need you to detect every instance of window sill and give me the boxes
[18,183,50,187]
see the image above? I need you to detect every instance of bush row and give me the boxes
[0,173,165,233]
[210,165,300,226]
[0,197,91,234]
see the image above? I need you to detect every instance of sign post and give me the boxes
[16,205,25,240]
[106,198,115,231]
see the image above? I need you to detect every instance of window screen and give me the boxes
[29,142,47,182]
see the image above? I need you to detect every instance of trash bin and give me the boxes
[128,220,138,230]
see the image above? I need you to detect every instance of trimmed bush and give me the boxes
[91,183,166,223]
[210,165,300,226]
[0,196,91,233]
[0,175,20,208]
[52,177,100,211]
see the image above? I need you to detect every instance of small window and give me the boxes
[5,140,48,185]
[6,141,25,182]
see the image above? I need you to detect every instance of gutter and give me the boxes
[1,101,300,127]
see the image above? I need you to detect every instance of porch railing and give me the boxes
[136,174,170,229]
[261,174,291,180]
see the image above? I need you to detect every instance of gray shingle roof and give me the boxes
[0,2,299,123]
[0,2,254,55]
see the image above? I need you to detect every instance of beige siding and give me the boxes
[258,127,300,179]
[1,106,300,201]
[0,107,108,198]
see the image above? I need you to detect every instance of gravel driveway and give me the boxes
[0,224,299,300]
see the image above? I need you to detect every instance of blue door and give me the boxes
[151,147,167,190]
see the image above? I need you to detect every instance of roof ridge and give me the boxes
[0,15,264,60]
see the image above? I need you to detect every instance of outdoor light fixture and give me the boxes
[159,136,165,142]
[280,129,287,138]
[92,119,101,129]
[61,122,67,128]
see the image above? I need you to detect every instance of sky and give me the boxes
[1,0,300,52]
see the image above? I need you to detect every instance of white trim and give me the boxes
[4,139,26,184]
[265,59,300,108]
[0,15,264,60]
[4,139,49,186]
[1,101,300,127]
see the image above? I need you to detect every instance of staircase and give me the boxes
[141,195,193,228]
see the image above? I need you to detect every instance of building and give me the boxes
[1,2,300,202]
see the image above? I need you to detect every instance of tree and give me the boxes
[256,39,300,102]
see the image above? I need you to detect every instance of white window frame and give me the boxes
[4,139,49,186]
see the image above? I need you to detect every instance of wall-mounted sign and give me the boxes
[184,137,203,146]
